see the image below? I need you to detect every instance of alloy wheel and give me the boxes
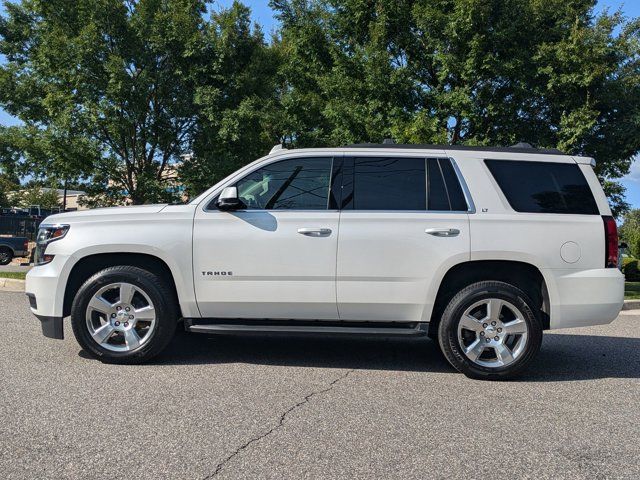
[85,282,157,352]
[457,298,529,368]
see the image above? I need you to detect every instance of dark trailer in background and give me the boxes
[0,206,60,241]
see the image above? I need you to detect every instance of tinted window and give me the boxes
[427,158,468,211]
[236,157,332,210]
[485,160,598,214]
[349,157,426,210]
[427,159,449,210]
[439,159,468,211]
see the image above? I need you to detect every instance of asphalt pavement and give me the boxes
[1,290,638,479]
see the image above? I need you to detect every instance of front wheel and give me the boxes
[0,247,13,265]
[438,281,543,380]
[70,266,178,364]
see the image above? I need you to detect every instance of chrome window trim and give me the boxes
[339,210,469,215]
[210,209,340,213]
[202,156,336,213]
[201,153,475,215]
[448,156,476,214]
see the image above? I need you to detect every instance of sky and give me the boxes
[1,0,640,206]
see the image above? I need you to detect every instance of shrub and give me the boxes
[622,258,640,282]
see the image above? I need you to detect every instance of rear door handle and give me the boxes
[298,228,332,237]
[425,228,460,237]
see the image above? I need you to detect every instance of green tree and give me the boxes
[0,175,15,208]
[16,185,60,209]
[619,208,640,258]
[0,124,96,197]
[180,2,282,198]
[0,0,208,204]
[271,0,640,215]
[0,128,21,207]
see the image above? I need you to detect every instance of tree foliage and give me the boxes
[0,175,16,208]
[180,2,281,197]
[0,0,208,204]
[0,0,638,212]
[14,185,60,209]
[271,0,640,214]
[619,208,640,258]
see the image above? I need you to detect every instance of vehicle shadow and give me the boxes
[146,329,640,382]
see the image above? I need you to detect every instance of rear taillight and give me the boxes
[23,239,28,251]
[603,216,618,268]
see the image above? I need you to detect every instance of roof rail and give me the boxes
[342,143,564,155]
[269,144,286,154]
[510,142,533,149]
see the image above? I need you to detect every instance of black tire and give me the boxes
[70,266,178,364]
[0,247,13,266]
[438,281,543,380]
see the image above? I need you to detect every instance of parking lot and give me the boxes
[0,290,638,479]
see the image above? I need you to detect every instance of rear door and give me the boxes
[336,155,471,322]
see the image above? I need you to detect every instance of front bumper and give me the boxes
[25,255,71,340]
[35,313,64,339]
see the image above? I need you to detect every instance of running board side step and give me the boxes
[184,319,428,337]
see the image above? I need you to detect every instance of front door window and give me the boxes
[236,157,332,210]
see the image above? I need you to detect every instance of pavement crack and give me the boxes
[202,368,354,479]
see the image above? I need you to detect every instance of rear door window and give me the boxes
[344,157,426,210]
[341,156,469,211]
[485,160,598,214]
[427,158,468,211]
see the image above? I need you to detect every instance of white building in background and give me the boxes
[6,188,88,215]
[41,188,88,211]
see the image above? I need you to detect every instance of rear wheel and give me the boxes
[70,266,178,364]
[438,281,542,380]
[0,247,13,265]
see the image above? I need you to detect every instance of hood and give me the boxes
[43,204,169,224]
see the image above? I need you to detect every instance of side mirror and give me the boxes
[619,242,628,249]
[216,186,246,211]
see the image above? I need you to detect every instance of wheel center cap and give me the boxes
[485,325,497,336]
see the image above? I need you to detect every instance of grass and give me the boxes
[625,281,640,300]
[0,271,27,280]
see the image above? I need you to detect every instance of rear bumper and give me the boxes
[547,268,624,329]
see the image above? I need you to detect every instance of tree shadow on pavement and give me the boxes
[147,328,640,381]
[517,332,640,382]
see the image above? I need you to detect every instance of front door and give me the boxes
[336,155,471,322]
[193,156,340,320]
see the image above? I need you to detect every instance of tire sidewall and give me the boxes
[0,248,13,266]
[439,282,543,379]
[71,267,176,362]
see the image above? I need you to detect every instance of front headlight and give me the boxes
[34,224,70,266]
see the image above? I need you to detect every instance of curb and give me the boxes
[622,300,640,311]
[0,279,25,292]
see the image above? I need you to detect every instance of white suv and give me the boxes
[26,143,624,379]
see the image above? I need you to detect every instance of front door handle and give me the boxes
[298,228,332,237]
[425,228,460,237]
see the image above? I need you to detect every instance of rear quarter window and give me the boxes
[485,160,599,215]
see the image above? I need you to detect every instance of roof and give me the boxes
[342,143,564,156]
[41,188,87,196]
